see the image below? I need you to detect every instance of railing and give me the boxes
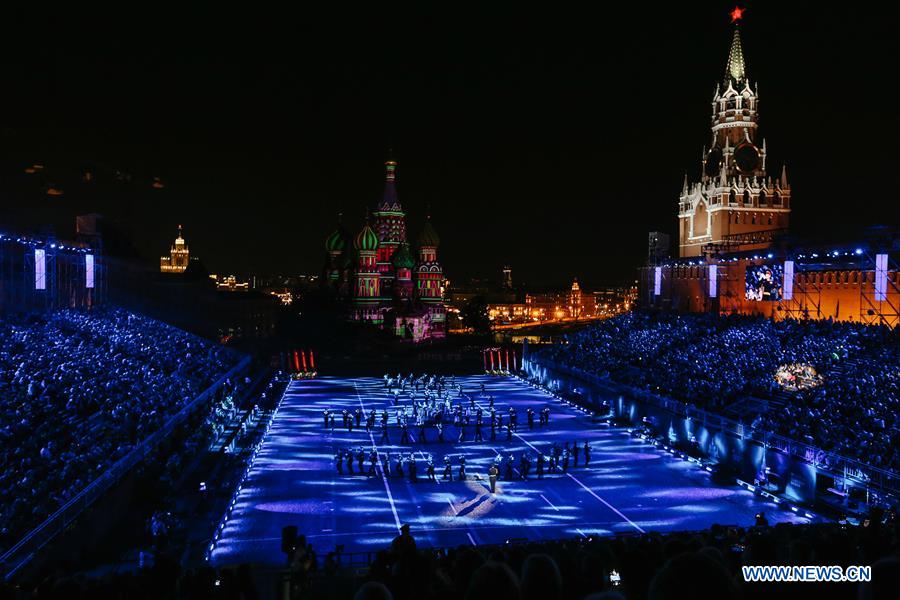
[0,355,253,581]
[523,357,899,496]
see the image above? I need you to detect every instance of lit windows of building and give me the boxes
[160,225,190,273]
[216,275,250,292]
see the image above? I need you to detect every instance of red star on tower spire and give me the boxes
[730,6,745,23]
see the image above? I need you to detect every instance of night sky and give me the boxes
[0,2,895,286]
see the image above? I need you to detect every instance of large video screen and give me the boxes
[745,264,783,301]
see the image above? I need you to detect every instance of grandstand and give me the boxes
[530,313,898,473]
[0,306,253,580]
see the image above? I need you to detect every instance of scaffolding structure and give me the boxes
[0,235,105,313]
[859,248,899,328]
[779,259,823,322]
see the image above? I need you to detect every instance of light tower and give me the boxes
[677,6,791,257]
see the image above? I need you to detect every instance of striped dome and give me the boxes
[417,217,440,248]
[354,223,379,251]
[325,227,348,252]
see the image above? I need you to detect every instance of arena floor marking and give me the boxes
[210,375,821,566]
[565,472,645,534]
[464,382,644,534]
[352,379,401,533]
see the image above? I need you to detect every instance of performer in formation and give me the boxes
[328,373,593,487]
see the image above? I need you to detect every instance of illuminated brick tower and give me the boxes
[373,156,408,297]
[416,216,446,337]
[678,7,791,257]
[160,225,190,273]
[352,219,382,323]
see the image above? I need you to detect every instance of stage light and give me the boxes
[855,248,863,255]
[875,254,888,301]
[34,249,46,290]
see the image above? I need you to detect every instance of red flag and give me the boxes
[301,350,308,372]
[489,350,495,371]
[309,350,316,370]
[293,350,300,372]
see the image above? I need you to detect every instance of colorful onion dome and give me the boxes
[417,216,440,248]
[325,226,348,252]
[354,222,379,251]
[391,243,415,269]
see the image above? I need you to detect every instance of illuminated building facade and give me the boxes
[502,265,513,290]
[160,225,190,273]
[323,158,447,341]
[677,13,790,258]
[214,275,250,292]
[569,278,583,319]
[641,13,899,327]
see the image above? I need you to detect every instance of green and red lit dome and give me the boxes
[325,227,349,252]
[354,222,379,251]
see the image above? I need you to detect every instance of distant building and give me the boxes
[591,286,636,316]
[323,156,447,342]
[502,265,513,290]
[160,225,190,273]
[525,291,569,321]
[488,303,528,323]
[214,274,250,292]
[569,278,583,318]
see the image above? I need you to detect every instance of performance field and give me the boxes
[211,375,819,566]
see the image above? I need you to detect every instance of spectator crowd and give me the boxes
[535,313,899,470]
[0,308,241,553]
[7,516,897,600]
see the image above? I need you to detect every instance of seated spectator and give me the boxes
[0,308,241,552]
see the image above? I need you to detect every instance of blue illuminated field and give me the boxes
[211,376,817,565]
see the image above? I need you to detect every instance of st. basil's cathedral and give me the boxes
[322,157,447,341]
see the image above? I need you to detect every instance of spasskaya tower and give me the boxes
[678,7,791,257]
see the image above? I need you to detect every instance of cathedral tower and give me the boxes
[323,214,350,290]
[372,155,408,297]
[678,8,791,257]
[415,216,446,337]
[352,219,383,323]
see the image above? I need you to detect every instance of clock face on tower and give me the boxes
[704,148,723,178]
[734,143,760,174]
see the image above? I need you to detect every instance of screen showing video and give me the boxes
[745,264,783,301]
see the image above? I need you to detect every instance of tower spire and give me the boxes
[725,8,747,83]
[385,149,396,183]
[379,151,400,210]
